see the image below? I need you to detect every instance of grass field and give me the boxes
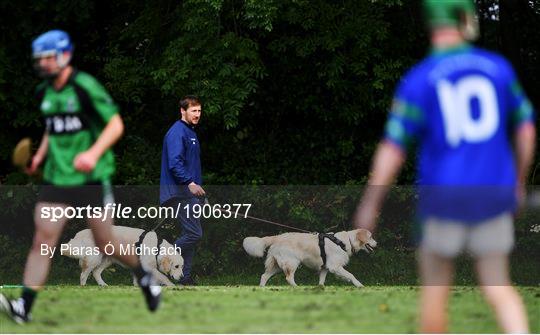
[1,285,538,333]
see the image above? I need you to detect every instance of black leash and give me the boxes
[150,217,167,232]
[201,194,313,234]
[242,214,312,233]
[151,195,313,234]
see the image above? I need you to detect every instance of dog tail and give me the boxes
[242,236,275,258]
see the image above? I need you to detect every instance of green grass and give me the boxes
[1,286,538,333]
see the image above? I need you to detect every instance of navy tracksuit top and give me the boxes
[160,120,202,204]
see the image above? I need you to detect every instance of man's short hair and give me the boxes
[179,95,201,111]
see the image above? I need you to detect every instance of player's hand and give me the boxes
[25,155,43,175]
[188,182,206,197]
[73,150,99,173]
[352,205,378,232]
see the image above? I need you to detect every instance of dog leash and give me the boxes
[150,195,313,234]
[150,217,167,232]
[203,194,313,234]
[241,214,312,233]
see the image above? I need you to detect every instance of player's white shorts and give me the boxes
[421,212,514,258]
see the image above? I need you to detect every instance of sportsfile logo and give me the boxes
[40,202,252,222]
[41,203,172,222]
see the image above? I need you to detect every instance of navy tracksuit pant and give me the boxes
[167,197,202,280]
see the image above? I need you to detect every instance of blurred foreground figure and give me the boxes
[0,30,161,324]
[354,0,535,333]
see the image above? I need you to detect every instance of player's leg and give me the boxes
[24,202,69,287]
[0,201,69,323]
[418,218,464,333]
[475,256,529,333]
[86,216,139,268]
[87,215,161,312]
[418,250,454,333]
[84,182,143,269]
[470,214,529,333]
[85,183,161,312]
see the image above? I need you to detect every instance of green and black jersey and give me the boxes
[36,70,119,186]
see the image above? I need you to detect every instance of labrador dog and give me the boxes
[61,226,183,286]
[243,229,376,287]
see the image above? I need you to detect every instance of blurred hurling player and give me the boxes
[0,30,161,324]
[354,1,535,333]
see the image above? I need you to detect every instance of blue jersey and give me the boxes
[384,45,535,222]
[160,120,202,205]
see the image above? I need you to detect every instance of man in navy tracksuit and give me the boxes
[160,95,205,285]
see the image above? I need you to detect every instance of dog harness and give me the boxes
[134,230,164,265]
[318,233,347,269]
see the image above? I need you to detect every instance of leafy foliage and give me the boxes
[3,0,539,185]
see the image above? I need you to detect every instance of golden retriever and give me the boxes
[243,229,376,287]
[61,226,183,286]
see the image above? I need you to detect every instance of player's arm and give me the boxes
[26,131,49,175]
[73,74,123,173]
[353,141,406,232]
[514,122,536,205]
[74,114,124,173]
[353,78,425,232]
[89,114,124,157]
[507,71,536,205]
[515,123,536,185]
